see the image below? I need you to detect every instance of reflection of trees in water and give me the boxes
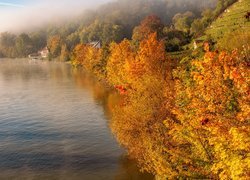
[115,155,154,180]
[0,60,72,82]
[0,59,45,81]
[72,67,120,118]
[0,60,154,178]
[0,155,153,180]
[71,67,154,179]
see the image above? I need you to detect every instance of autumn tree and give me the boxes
[132,15,164,43]
[71,44,86,66]
[108,33,180,178]
[106,39,135,86]
[108,35,249,179]
[170,45,250,179]
[71,43,103,76]
[47,35,62,58]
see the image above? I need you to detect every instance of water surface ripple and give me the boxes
[0,59,153,180]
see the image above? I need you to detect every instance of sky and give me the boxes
[0,0,111,32]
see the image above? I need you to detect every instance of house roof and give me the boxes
[88,41,101,48]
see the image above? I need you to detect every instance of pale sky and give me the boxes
[0,0,111,32]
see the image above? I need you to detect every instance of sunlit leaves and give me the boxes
[71,25,249,179]
[71,43,102,76]
[172,46,250,179]
[132,15,164,43]
[47,35,62,58]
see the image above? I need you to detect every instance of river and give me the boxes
[0,59,153,180]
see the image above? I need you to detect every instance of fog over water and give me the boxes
[0,0,111,32]
[0,0,218,33]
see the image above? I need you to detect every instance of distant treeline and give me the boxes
[0,0,236,59]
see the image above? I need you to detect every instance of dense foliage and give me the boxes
[71,13,250,178]
[170,45,249,178]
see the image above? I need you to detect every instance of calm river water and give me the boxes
[0,59,153,180]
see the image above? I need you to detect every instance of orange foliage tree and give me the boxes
[108,33,180,178]
[109,38,249,178]
[71,23,250,179]
[132,15,164,43]
[170,46,250,178]
[71,44,103,76]
[47,35,62,58]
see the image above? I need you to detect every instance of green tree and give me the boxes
[190,19,206,37]
[66,32,80,51]
[15,33,33,57]
[30,31,47,52]
[172,11,195,33]
[80,20,124,45]
[0,32,17,57]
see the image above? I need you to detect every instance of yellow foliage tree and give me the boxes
[171,47,250,179]
[106,39,135,86]
[71,43,102,76]
[108,33,181,178]
[71,29,250,179]
[47,35,62,58]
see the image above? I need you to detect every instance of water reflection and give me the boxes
[0,59,153,179]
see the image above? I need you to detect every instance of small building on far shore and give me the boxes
[28,47,49,60]
[88,41,101,49]
[28,53,40,59]
[39,47,49,58]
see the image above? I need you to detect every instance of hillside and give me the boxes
[0,0,219,59]
[205,0,250,41]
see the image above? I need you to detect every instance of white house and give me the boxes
[88,41,101,49]
[39,47,49,58]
